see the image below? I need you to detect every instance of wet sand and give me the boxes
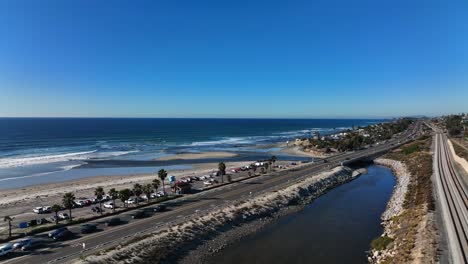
[156,151,238,161]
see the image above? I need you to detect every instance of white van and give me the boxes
[0,243,13,257]
[104,202,114,209]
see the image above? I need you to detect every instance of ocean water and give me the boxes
[0,118,383,189]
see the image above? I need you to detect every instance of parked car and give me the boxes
[21,239,43,251]
[0,244,13,257]
[131,210,146,219]
[50,215,59,223]
[180,177,190,183]
[80,224,98,234]
[106,218,121,226]
[103,202,114,209]
[58,213,70,220]
[49,227,68,237]
[33,207,44,214]
[91,206,102,213]
[53,230,73,241]
[42,206,52,213]
[13,238,33,250]
[153,205,166,212]
[203,181,212,186]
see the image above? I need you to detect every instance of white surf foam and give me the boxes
[0,150,98,169]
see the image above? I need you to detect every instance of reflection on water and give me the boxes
[210,165,395,264]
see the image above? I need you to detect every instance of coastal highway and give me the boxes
[3,124,421,264]
[434,132,468,263]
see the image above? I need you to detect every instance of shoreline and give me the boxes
[374,158,410,222]
[0,161,251,235]
[155,151,238,161]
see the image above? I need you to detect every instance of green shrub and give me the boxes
[402,144,420,155]
[371,236,394,250]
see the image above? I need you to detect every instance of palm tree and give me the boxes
[142,184,153,203]
[271,155,277,170]
[218,162,226,183]
[94,186,105,215]
[119,189,132,208]
[158,169,168,195]
[152,178,161,191]
[133,183,143,205]
[62,192,75,222]
[3,216,13,238]
[108,188,118,212]
[51,204,61,225]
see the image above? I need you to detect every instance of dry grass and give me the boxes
[375,136,437,263]
[451,139,468,161]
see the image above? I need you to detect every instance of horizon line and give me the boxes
[0,116,414,120]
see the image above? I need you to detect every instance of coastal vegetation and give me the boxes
[445,114,465,136]
[94,186,105,215]
[3,216,13,238]
[218,162,226,183]
[369,135,436,263]
[297,118,413,154]
[371,236,394,251]
[51,204,61,224]
[62,192,75,222]
[158,169,168,195]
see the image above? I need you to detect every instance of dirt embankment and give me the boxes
[369,136,437,264]
[79,166,357,264]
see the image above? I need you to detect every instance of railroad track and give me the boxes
[435,133,468,263]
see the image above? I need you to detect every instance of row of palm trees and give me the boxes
[53,169,169,224]
[3,158,279,238]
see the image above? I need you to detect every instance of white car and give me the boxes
[42,206,51,213]
[0,243,13,257]
[58,213,70,220]
[127,198,136,204]
[203,181,212,186]
[33,207,44,214]
[104,202,114,209]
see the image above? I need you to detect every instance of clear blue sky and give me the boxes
[1,0,467,118]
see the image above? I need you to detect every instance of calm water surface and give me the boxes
[210,165,395,264]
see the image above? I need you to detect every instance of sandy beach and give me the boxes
[0,160,252,235]
[156,151,238,161]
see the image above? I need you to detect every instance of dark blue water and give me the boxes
[0,118,383,189]
[209,165,395,264]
